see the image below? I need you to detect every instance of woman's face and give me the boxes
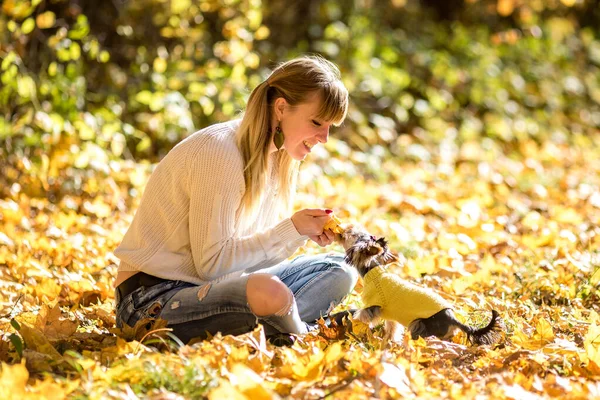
[273,93,333,161]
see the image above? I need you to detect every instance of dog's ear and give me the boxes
[384,252,399,263]
[376,237,388,247]
[366,244,382,257]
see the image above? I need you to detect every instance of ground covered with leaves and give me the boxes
[1,134,600,399]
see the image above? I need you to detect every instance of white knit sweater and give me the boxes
[114,119,308,284]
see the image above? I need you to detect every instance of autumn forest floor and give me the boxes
[1,135,600,399]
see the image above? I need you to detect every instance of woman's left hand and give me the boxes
[308,229,335,247]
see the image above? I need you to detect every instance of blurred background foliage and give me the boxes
[1,0,599,198]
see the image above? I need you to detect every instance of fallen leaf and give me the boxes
[377,362,412,395]
[17,323,62,358]
[0,360,28,400]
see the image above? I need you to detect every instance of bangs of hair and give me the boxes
[315,80,348,127]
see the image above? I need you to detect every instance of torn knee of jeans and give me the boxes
[197,283,211,302]
[271,289,294,317]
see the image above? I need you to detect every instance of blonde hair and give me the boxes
[236,55,348,221]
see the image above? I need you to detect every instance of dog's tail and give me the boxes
[455,310,502,345]
[409,309,502,345]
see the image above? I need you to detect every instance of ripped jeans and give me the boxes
[114,253,358,344]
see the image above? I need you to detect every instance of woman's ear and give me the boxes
[274,97,287,120]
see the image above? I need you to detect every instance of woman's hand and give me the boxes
[308,229,335,247]
[290,208,335,247]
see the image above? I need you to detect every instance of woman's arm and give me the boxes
[187,138,306,281]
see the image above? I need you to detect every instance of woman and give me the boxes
[113,56,358,345]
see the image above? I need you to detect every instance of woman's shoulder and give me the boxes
[171,119,242,157]
[182,118,240,144]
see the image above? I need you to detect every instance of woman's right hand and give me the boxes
[290,208,333,236]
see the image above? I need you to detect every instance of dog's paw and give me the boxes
[354,305,382,326]
[383,320,404,344]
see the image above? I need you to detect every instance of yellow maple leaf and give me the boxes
[512,317,555,350]
[291,349,325,381]
[37,303,78,340]
[323,214,344,234]
[533,317,555,343]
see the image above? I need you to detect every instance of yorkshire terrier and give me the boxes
[335,224,502,345]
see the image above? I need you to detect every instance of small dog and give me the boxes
[335,225,502,345]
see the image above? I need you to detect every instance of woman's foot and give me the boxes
[268,311,357,346]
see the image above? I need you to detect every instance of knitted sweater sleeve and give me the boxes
[187,137,305,281]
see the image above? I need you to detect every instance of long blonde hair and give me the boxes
[236,55,348,221]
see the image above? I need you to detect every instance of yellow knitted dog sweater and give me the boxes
[362,267,452,326]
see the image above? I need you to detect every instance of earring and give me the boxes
[274,121,284,150]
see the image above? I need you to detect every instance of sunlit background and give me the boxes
[1,1,600,398]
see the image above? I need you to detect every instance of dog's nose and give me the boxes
[370,235,376,241]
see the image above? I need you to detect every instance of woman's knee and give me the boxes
[305,253,359,297]
[327,261,359,296]
[246,273,293,317]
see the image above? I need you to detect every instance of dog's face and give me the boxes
[335,224,373,251]
[336,224,397,277]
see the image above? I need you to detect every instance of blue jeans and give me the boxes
[115,253,358,344]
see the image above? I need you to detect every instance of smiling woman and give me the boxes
[112,55,357,346]
[270,92,333,160]
[237,56,349,220]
